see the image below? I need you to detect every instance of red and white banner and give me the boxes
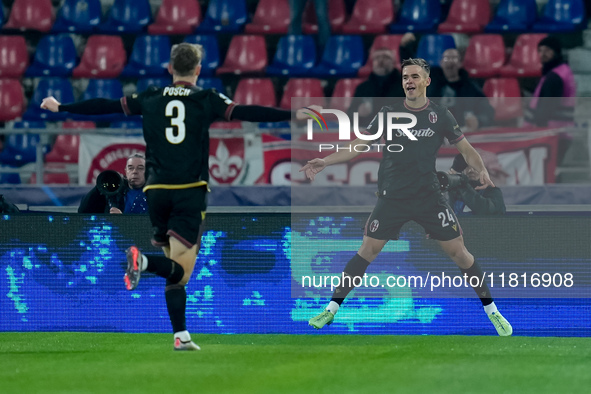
[79,127,563,186]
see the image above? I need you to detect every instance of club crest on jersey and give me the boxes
[369,219,380,232]
[429,111,438,123]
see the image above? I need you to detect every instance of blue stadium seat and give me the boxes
[99,0,152,34]
[310,35,364,77]
[485,0,538,33]
[111,120,143,129]
[26,35,78,77]
[23,78,75,121]
[76,79,126,122]
[532,0,587,32]
[184,35,220,77]
[52,0,102,33]
[121,35,171,77]
[415,34,456,66]
[13,120,47,129]
[137,77,172,92]
[390,0,441,33]
[197,0,248,33]
[0,133,42,166]
[267,35,317,77]
[197,77,225,92]
[0,6,4,29]
[0,171,21,184]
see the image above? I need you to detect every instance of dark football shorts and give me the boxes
[364,191,462,241]
[146,186,207,248]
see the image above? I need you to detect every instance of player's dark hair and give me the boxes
[170,43,203,77]
[401,58,430,76]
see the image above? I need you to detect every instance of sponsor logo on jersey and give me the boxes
[393,128,435,138]
[429,111,438,123]
[369,219,380,232]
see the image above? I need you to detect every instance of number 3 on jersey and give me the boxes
[438,208,455,227]
[165,100,186,144]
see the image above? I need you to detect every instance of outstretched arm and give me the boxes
[41,96,125,115]
[455,138,494,190]
[230,104,321,123]
[300,138,365,181]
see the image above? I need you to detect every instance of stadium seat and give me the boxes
[12,120,46,129]
[233,78,276,106]
[52,0,102,33]
[303,0,347,34]
[137,77,172,92]
[3,0,54,32]
[184,35,220,76]
[24,78,75,121]
[330,78,364,113]
[0,171,21,184]
[280,78,325,109]
[99,0,152,34]
[29,172,70,184]
[0,80,25,120]
[0,7,4,30]
[438,0,491,34]
[499,34,546,78]
[358,35,403,78]
[245,0,290,34]
[532,0,587,32]
[310,35,364,77]
[45,134,79,163]
[390,0,441,33]
[216,35,267,75]
[0,133,41,165]
[266,35,317,77]
[26,35,78,77]
[485,0,538,33]
[415,34,456,66]
[0,36,29,78]
[62,121,96,129]
[197,77,225,91]
[341,0,394,34]
[483,77,523,121]
[462,34,505,78]
[72,35,126,78]
[148,0,202,35]
[76,79,125,122]
[198,0,247,33]
[121,35,170,77]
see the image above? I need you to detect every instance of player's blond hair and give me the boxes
[170,43,203,76]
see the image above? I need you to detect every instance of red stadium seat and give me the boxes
[0,36,29,78]
[45,134,80,163]
[4,0,55,32]
[483,77,523,121]
[245,0,290,34]
[148,0,202,35]
[29,171,70,184]
[341,0,394,34]
[438,0,491,34]
[233,78,276,107]
[216,35,268,75]
[61,121,96,129]
[499,34,547,78]
[280,78,325,109]
[358,34,403,78]
[72,36,127,78]
[330,78,364,112]
[463,34,506,78]
[303,0,347,34]
[0,79,24,121]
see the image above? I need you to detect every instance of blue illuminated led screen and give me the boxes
[1,214,589,336]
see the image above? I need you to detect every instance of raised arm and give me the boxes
[41,96,125,115]
[230,104,321,123]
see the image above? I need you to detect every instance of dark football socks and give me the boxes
[330,253,372,306]
[460,259,494,306]
[145,255,185,283]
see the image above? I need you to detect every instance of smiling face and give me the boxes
[125,157,146,189]
[371,49,395,76]
[402,64,431,101]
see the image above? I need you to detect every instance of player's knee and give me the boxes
[359,241,384,261]
[178,273,191,286]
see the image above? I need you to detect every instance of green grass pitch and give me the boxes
[1,333,589,394]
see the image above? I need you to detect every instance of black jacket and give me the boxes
[78,185,127,214]
[428,67,495,128]
[447,182,506,215]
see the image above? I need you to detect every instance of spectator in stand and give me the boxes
[350,33,416,127]
[524,36,576,164]
[289,0,329,54]
[428,48,495,133]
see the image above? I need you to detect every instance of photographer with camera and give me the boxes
[438,152,506,216]
[78,153,148,214]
